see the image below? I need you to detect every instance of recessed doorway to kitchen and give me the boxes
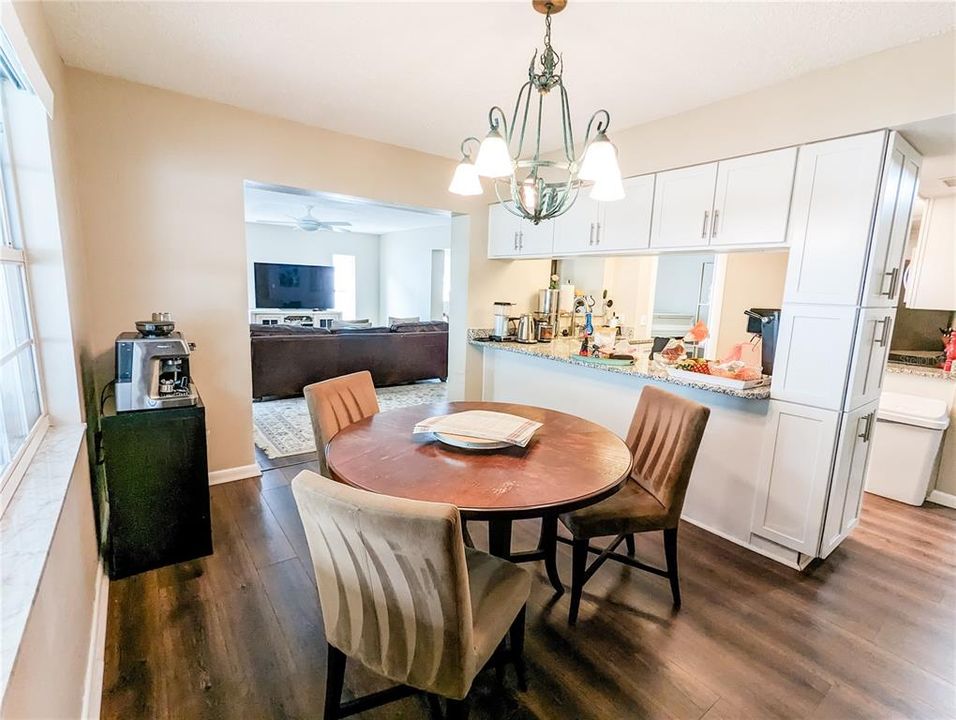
[242,181,454,470]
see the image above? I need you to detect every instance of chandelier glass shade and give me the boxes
[448,0,624,224]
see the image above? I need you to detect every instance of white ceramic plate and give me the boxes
[433,431,511,450]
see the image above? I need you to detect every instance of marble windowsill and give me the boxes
[885,362,956,382]
[0,424,85,698]
[470,335,772,400]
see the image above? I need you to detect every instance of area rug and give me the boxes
[253,381,448,459]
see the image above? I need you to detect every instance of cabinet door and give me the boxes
[710,147,797,247]
[783,131,887,305]
[770,304,858,411]
[594,174,655,252]
[649,162,718,249]
[905,196,956,310]
[553,194,600,255]
[487,202,521,258]
[844,308,895,411]
[861,134,921,307]
[518,218,555,256]
[751,401,839,555]
[820,402,877,558]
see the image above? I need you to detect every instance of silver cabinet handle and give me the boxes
[596,222,602,245]
[879,267,900,299]
[519,231,523,251]
[876,316,892,348]
[513,232,519,251]
[701,210,710,240]
[858,412,874,443]
[711,209,720,238]
[588,222,595,246]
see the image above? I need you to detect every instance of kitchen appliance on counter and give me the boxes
[115,318,198,412]
[491,301,517,341]
[745,308,781,376]
[516,313,538,344]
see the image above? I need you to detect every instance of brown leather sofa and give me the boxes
[250,321,448,400]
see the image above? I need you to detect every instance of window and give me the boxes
[332,254,356,321]
[0,79,44,489]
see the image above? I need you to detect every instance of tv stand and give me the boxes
[250,309,343,329]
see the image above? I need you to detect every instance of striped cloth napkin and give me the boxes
[413,410,542,448]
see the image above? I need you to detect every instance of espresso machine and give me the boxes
[745,308,781,376]
[115,316,198,412]
[491,301,517,341]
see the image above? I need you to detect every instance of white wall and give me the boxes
[245,222,381,323]
[379,224,451,323]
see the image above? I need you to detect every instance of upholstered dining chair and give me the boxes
[291,470,532,720]
[303,370,380,475]
[559,386,710,625]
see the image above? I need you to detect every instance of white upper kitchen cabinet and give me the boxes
[488,202,521,258]
[860,132,921,308]
[487,201,554,258]
[518,217,555,256]
[710,147,797,247]
[819,401,878,558]
[784,131,888,305]
[752,401,840,555]
[593,174,655,252]
[906,195,956,311]
[649,162,718,249]
[770,304,858,411]
[552,194,600,255]
[844,307,895,411]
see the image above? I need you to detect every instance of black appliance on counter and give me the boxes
[745,308,781,377]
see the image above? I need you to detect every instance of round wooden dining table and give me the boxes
[326,401,632,592]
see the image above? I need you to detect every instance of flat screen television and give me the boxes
[253,262,334,310]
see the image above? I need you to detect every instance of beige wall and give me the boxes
[64,67,548,472]
[714,251,789,360]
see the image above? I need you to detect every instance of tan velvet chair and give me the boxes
[303,370,380,475]
[559,386,710,624]
[291,470,532,719]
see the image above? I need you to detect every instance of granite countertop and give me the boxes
[885,362,956,381]
[469,336,772,400]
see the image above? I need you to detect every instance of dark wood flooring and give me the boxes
[102,463,956,719]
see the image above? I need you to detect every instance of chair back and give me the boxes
[290,470,476,698]
[624,386,710,525]
[304,370,380,474]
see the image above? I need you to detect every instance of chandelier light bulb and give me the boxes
[519,177,540,214]
[448,159,483,196]
[578,132,622,185]
[474,128,514,178]
[589,173,626,202]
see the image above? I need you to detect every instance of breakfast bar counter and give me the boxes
[469,337,772,400]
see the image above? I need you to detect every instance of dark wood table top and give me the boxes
[326,401,632,519]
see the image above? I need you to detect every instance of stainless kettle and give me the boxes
[516,313,537,344]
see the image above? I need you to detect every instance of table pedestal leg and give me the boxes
[537,514,565,595]
[487,518,513,560]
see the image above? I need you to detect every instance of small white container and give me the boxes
[865,392,950,505]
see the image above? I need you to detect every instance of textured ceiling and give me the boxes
[43,1,956,158]
[244,183,451,234]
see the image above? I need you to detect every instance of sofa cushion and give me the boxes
[391,321,449,333]
[332,326,391,334]
[388,315,421,325]
[250,323,331,337]
[331,319,372,330]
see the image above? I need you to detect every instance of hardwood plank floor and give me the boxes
[101,465,956,719]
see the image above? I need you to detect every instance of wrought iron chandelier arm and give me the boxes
[559,83,575,164]
[582,109,611,154]
[460,136,480,160]
[509,81,534,161]
[487,105,510,142]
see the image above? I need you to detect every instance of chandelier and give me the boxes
[448,0,624,224]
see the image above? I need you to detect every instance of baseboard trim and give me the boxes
[81,563,109,719]
[927,489,956,509]
[209,463,262,486]
[681,516,804,571]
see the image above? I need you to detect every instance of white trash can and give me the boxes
[865,392,950,505]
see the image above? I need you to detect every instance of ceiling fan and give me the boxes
[259,205,353,233]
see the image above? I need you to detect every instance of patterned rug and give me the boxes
[253,381,448,459]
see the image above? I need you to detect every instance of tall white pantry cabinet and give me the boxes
[752,131,921,564]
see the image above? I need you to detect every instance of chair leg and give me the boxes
[324,643,346,720]
[509,605,528,691]
[536,515,564,595]
[568,537,589,626]
[625,533,636,556]
[446,698,470,719]
[663,527,681,609]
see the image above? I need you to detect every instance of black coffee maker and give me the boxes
[745,308,781,376]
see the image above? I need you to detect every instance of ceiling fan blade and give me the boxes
[255,219,299,228]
